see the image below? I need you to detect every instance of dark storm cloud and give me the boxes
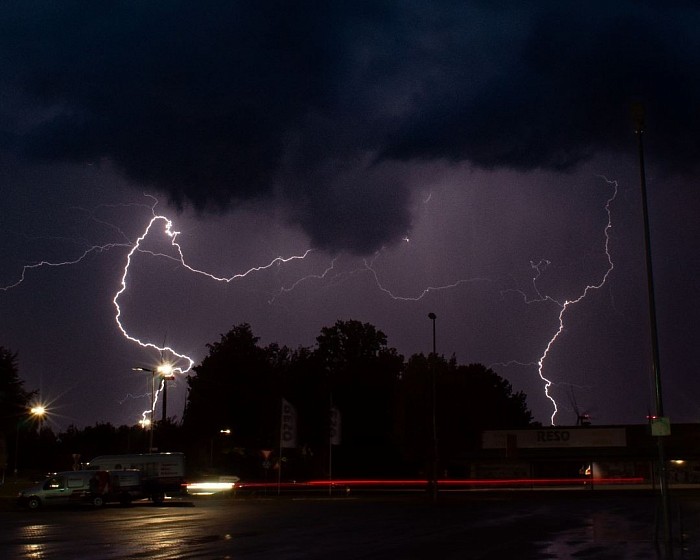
[382,3,700,172]
[2,2,337,199]
[2,1,698,253]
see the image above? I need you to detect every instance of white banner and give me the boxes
[330,406,341,446]
[280,399,297,448]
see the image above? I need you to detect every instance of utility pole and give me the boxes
[633,103,673,557]
[428,312,438,502]
[133,362,173,452]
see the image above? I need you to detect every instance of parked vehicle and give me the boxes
[17,469,144,510]
[85,452,186,504]
[105,469,144,505]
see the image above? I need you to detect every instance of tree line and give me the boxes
[1,320,536,481]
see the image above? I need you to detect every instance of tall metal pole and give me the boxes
[133,367,158,452]
[329,391,333,497]
[162,376,168,423]
[428,312,438,501]
[149,372,155,452]
[14,422,20,476]
[278,398,285,496]
[633,104,673,556]
[157,362,174,424]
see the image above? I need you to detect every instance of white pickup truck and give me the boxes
[17,469,143,509]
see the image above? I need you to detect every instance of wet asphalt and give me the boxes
[1,487,699,559]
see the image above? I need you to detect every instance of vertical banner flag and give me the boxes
[330,406,341,446]
[281,398,297,448]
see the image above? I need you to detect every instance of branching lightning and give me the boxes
[113,201,315,425]
[361,176,618,426]
[4,176,619,428]
[267,258,340,303]
[363,253,494,301]
[3,195,317,426]
[531,177,618,425]
[1,243,130,292]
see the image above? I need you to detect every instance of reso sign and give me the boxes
[482,427,627,449]
[537,430,571,443]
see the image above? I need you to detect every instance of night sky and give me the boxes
[2,2,699,430]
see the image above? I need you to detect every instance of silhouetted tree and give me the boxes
[55,422,122,465]
[0,347,36,474]
[182,324,287,476]
[182,321,534,480]
[314,320,404,476]
[276,345,326,477]
[394,353,435,474]
[398,354,534,476]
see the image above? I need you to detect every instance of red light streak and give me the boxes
[235,476,645,491]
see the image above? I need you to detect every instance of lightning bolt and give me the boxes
[112,200,316,424]
[5,176,618,428]
[117,392,152,405]
[267,258,340,303]
[363,254,494,301]
[1,200,160,293]
[1,243,130,292]
[359,177,618,426]
[3,195,317,426]
[522,177,618,425]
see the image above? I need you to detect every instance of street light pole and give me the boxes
[427,312,438,501]
[14,422,20,476]
[133,363,174,452]
[162,376,168,422]
[133,367,157,451]
[633,104,673,556]
[149,373,156,451]
[157,363,174,423]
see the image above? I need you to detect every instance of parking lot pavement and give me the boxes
[3,485,700,558]
[182,489,700,558]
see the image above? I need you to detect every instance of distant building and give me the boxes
[452,424,700,485]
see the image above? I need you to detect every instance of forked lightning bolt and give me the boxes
[4,177,618,427]
[113,212,313,361]
[364,254,494,301]
[114,205,315,424]
[3,196,316,426]
[1,243,130,292]
[507,177,618,425]
[363,176,617,426]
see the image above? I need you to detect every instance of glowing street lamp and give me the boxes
[31,405,46,434]
[211,428,232,467]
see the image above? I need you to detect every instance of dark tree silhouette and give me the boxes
[180,321,534,479]
[315,320,404,476]
[0,347,35,429]
[398,354,534,476]
[182,324,288,476]
[0,347,36,474]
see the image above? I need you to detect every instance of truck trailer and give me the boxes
[86,452,186,504]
